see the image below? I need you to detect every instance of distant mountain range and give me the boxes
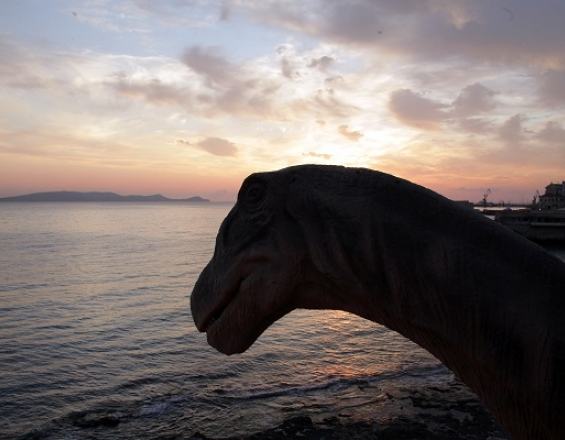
[0,191,210,203]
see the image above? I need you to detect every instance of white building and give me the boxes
[539,181,565,210]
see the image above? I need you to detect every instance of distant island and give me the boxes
[0,191,210,203]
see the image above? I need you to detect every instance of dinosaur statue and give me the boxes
[191,165,565,440]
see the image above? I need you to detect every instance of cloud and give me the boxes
[291,88,359,119]
[70,0,225,32]
[108,74,192,107]
[0,37,60,90]
[279,49,335,79]
[132,0,227,26]
[0,127,136,163]
[280,56,295,79]
[498,114,525,144]
[388,83,501,133]
[240,0,565,68]
[456,117,494,134]
[219,1,231,20]
[338,124,362,142]
[451,83,496,117]
[314,1,386,44]
[308,55,335,71]
[99,44,356,122]
[197,137,237,156]
[303,151,331,160]
[538,70,565,106]
[536,121,565,144]
[180,45,282,117]
[388,89,447,129]
[4,2,565,205]
[181,46,233,88]
[69,0,151,33]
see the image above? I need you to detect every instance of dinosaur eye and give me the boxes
[243,181,266,210]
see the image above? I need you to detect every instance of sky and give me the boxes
[0,0,564,202]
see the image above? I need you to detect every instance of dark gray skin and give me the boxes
[191,165,565,440]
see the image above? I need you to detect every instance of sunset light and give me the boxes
[1,1,564,202]
[2,3,565,440]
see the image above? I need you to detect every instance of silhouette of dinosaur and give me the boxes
[191,165,565,440]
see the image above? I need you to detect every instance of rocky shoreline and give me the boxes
[191,379,509,440]
[20,376,510,439]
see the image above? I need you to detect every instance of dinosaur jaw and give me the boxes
[191,261,241,334]
[196,277,245,333]
[191,257,291,355]
[197,273,285,355]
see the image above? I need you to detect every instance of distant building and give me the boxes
[539,181,565,210]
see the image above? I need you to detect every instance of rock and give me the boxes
[68,410,120,428]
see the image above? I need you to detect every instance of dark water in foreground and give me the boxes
[0,203,563,439]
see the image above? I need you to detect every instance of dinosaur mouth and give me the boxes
[199,277,245,332]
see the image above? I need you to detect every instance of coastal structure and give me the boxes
[538,181,565,210]
[495,180,565,242]
[495,209,565,242]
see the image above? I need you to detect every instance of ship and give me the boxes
[494,181,565,243]
[495,209,565,243]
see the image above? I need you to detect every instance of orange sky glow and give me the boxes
[1,1,564,202]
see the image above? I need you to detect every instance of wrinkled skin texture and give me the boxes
[191,165,565,440]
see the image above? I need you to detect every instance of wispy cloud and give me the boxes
[538,70,565,107]
[338,124,362,142]
[68,0,225,32]
[108,73,193,107]
[2,1,565,201]
[197,137,238,156]
[536,121,565,144]
[498,114,525,145]
[452,83,496,117]
[303,151,332,160]
[240,0,565,67]
[389,89,447,129]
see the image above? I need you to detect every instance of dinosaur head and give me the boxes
[191,169,299,355]
[190,165,363,355]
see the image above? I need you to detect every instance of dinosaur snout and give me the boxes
[190,264,213,332]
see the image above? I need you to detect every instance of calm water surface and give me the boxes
[0,203,562,439]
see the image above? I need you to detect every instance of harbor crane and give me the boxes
[482,188,492,207]
[532,190,541,208]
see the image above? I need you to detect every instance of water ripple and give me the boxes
[1,203,562,440]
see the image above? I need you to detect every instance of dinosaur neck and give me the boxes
[300,186,565,440]
[353,203,565,440]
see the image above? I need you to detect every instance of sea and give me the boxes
[1,203,563,439]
